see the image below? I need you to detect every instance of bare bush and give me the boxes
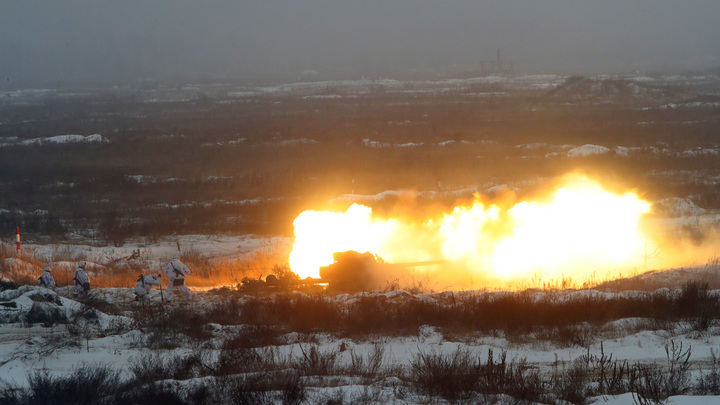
[502,357,546,403]
[679,281,717,331]
[697,348,720,395]
[204,298,243,325]
[213,370,305,405]
[117,382,187,405]
[533,323,598,348]
[27,364,120,405]
[0,382,23,404]
[476,348,507,395]
[129,348,216,383]
[216,347,264,376]
[128,352,174,384]
[633,340,692,403]
[589,342,632,395]
[136,304,212,346]
[295,344,339,376]
[410,347,481,401]
[350,343,386,381]
[80,291,121,315]
[551,358,594,405]
[223,325,280,349]
[24,302,67,327]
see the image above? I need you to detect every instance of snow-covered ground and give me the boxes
[11,234,290,267]
[3,231,720,403]
[2,206,720,402]
[0,134,108,147]
[2,280,720,403]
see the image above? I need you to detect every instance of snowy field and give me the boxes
[2,73,720,403]
[2,275,720,403]
[2,234,720,403]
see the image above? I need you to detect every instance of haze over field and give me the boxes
[1,1,720,86]
[3,2,720,404]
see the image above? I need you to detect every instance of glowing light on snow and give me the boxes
[289,175,652,286]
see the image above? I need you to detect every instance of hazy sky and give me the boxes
[1,0,719,86]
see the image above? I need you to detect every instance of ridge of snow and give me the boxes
[1,134,110,147]
[330,190,400,203]
[274,138,319,146]
[653,197,707,217]
[566,144,611,158]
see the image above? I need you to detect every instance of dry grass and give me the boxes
[180,240,286,289]
[0,241,285,290]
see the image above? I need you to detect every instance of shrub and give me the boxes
[350,343,386,381]
[410,347,481,401]
[502,357,546,403]
[551,358,594,405]
[697,348,720,395]
[214,371,305,405]
[0,279,18,291]
[128,352,176,384]
[137,304,212,344]
[129,349,215,383]
[589,342,632,395]
[679,281,717,330]
[24,302,67,327]
[534,323,598,348]
[118,382,188,405]
[227,286,720,340]
[204,298,242,325]
[222,325,280,349]
[295,344,339,376]
[410,347,546,402]
[216,347,264,376]
[0,383,23,405]
[476,348,507,395]
[633,341,692,403]
[27,364,120,405]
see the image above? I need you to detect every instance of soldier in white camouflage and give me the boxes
[38,266,56,291]
[73,261,90,299]
[164,257,191,301]
[134,273,162,301]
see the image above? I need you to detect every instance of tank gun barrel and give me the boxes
[392,260,445,267]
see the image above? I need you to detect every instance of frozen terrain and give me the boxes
[2,234,720,403]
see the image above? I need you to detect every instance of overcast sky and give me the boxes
[1,0,719,87]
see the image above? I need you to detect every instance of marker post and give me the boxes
[15,227,20,256]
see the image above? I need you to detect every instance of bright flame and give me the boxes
[289,204,398,278]
[289,175,654,287]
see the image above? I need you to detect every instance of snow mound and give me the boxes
[0,360,28,386]
[547,76,669,103]
[595,266,720,291]
[653,197,706,217]
[680,148,719,157]
[18,134,109,146]
[362,139,390,148]
[274,138,319,146]
[418,325,443,344]
[615,146,630,157]
[0,285,132,329]
[0,286,64,323]
[566,144,611,158]
[330,190,400,203]
[485,184,520,195]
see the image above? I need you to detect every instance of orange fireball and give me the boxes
[289,174,654,287]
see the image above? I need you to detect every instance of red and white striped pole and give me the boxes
[15,226,21,256]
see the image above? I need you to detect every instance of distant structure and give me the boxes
[479,49,514,75]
